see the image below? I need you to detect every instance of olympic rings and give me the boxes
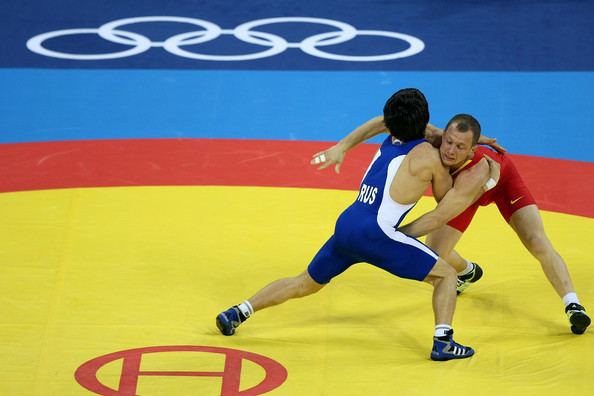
[26,16,425,62]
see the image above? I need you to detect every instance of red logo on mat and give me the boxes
[75,345,288,395]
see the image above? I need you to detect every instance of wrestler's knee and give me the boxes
[522,231,552,258]
[296,271,324,296]
[424,258,456,285]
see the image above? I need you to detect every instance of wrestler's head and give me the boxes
[440,114,481,169]
[383,88,430,142]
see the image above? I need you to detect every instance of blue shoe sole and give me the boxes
[216,313,235,336]
[430,348,475,361]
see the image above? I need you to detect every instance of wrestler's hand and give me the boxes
[483,154,501,184]
[310,144,346,173]
[478,135,507,153]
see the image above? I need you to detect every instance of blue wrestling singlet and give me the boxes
[307,136,439,284]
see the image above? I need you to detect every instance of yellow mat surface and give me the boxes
[1,186,593,395]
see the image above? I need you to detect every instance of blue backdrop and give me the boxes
[1,0,593,161]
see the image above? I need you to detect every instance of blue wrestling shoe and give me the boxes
[565,303,591,335]
[216,306,245,336]
[430,330,475,361]
[456,262,483,295]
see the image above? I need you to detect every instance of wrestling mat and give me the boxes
[1,185,592,395]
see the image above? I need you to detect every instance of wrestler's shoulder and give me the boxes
[410,140,440,159]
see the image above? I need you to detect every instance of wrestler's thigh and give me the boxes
[508,204,547,243]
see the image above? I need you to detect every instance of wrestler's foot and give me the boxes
[456,262,483,295]
[430,330,475,361]
[216,306,246,336]
[565,303,591,335]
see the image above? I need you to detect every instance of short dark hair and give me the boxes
[444,114,481,145]
[383,88,430,142]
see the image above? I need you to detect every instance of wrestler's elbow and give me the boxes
[431,211,452,230]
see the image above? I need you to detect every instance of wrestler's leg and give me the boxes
[509,204,590,334]
[423,258,458,324]
[216,235,347,335]
[248,270,324,311]
[426,226,465,272]
[424,258,475,360]
[508,205,574,297]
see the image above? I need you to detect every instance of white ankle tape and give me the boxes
[238,301,253,318]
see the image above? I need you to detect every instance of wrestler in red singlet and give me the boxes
[447,146,536,232]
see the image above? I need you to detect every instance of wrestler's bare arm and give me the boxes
[310,116,387,173]
[310,116,442,173]
[429,151,452,202]
[311,116,504,180]
[311,116,505,161]
[397,156,500,237]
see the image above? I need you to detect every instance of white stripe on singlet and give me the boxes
[376,154,437,260]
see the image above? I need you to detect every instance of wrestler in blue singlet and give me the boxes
[307,136,438,284]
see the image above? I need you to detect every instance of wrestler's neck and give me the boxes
[449,156,473,174]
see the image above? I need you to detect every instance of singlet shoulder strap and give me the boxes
[450,159,473,176]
